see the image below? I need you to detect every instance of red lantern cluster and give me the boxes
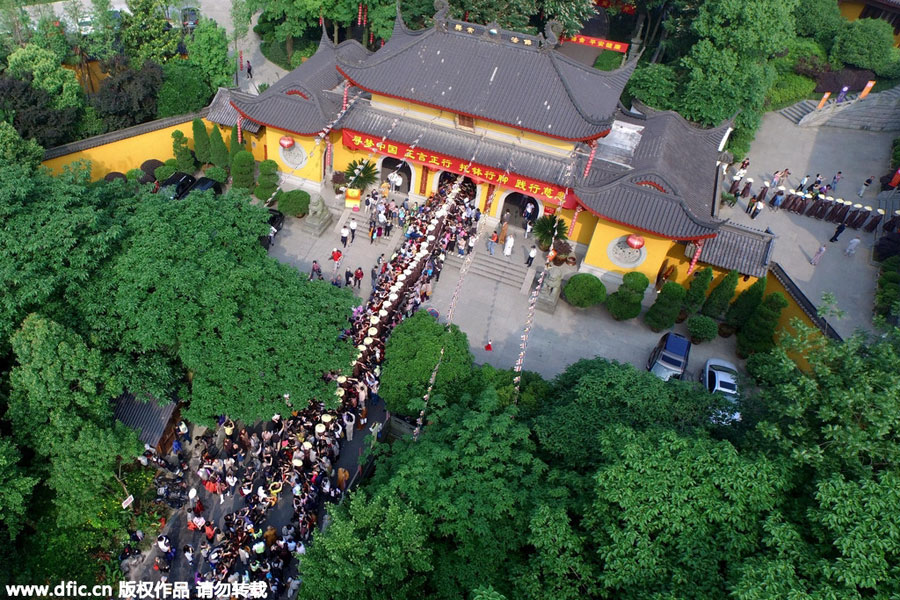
[626,234,644,249]
[279,136,295,149]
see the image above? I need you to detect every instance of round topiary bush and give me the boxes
[563,273,606,308]
[277,189,311,217]
[606,287,643,321]
[622,271,650,293]
[154,161,177,182]
[687,314,718,343]
[231,150,256,190]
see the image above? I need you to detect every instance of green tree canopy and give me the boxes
[6,43,83,111]
[73,191,357,423]
[91,61,163,130]
[379,311,473,416]
[185,18,233,89]
[831,17,896,73]
[0,438,37,540]
[120,0,180,66]
[0,120,45,170]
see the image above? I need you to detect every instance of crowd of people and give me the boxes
[147,175,481,598]
[730,159,897,234]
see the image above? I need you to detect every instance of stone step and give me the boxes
[443,249,531,288]
[778,99,817,124]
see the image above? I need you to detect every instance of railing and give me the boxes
[769,262,843,341]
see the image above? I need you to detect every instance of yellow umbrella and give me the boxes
[367,327,378,336]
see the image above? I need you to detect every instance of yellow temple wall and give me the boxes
[265,127,323,182]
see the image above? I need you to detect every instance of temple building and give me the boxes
[216,2,774,287]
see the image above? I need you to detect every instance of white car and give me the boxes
[701,358,741,423]
[78,16,94,35]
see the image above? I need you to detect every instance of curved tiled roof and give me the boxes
[336,14,636,141]
[230,31,370,135]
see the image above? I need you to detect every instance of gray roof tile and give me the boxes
[113,392,177,447]
[231,34,370,135]
[336,16,636,140]
[207,88,260,132]
[699,223,775,279]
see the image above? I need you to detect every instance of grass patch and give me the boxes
[260,38,293,70]
[593,50,625,71]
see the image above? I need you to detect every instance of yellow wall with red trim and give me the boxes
[42,118,266,181]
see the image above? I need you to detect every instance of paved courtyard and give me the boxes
[732,112,896,338]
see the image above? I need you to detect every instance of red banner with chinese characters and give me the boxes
[343,129,571,206]
[563,35,629,53]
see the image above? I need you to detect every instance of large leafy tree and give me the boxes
[0,162,125,353]
[6,44,83,111]
[0,120,44,170]
[74,191,357,424]
[379,311,473,416]
[0,438,37,540]
[0,74,80,147]
[185,18,233,89]
[91,61,163,130]
[156,61,214,118]
[120,0,180,66]
[299,492,433,600]
[9,315,140,528]
[588,426,787,599]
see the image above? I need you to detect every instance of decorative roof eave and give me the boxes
[336,66,613,142]
[549,50,640,125]
[571,195,717,242]
[228,100,325,137]
[631,99,734,149]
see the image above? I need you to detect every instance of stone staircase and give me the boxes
[778,99,819,124]
[443,249,532,290]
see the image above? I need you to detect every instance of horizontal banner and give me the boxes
[343,129,571,204]
[563,36,629,53]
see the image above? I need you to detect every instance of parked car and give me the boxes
[78,16,94,35]
[647,332,692,381]
[700,358,742,423]
[185,177,222,197]
[181,7,199,31]
[260,209,285,250]
[156,172,196,200]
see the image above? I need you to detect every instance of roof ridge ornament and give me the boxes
[433,0,449,28]
[543,21,562,49]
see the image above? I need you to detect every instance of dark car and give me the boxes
[156,172,196,200]
[647,332,692,381]
[181,7,199,31]
[260,209,285,250]
[185,177,223,197]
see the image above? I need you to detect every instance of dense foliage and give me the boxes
[644,280,686,331]
[0,157,358,582]
[276,189,311,216]
[562,273,606,307]
[605,271,649,320]
[701,269,739,318]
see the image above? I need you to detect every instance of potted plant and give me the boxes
[686,314,718,343]
[533,215,567,251]
[331,171,347,194]
[562,273,606,308]
[552,239,572,266]
[344,159,377,192]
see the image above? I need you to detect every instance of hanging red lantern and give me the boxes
[369,31,374,45]
[279,136,295,149]
[363,4,368,26]
[626,234,644,249]
[357,3,362,25]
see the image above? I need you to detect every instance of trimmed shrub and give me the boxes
[606,273,648,321]
[725,277,766,330]
[277,189,311,217]
[622,271,650,293]
[254,159,280,200]
[644,281,687,332]
[683,267,713,315]
[687,314,718,343]
[231,150,256,190]
[209,125,229,170]
[192,118,210,165]
[154,159,177,182]
[702,270,739,319]
[563,273,607,308]
[171,129,195,173]
[229,125,244,166]
[736,292,789,357]
[204,166,227,183]
[766,73,816,110]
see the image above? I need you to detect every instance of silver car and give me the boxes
[701,358,741,423]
